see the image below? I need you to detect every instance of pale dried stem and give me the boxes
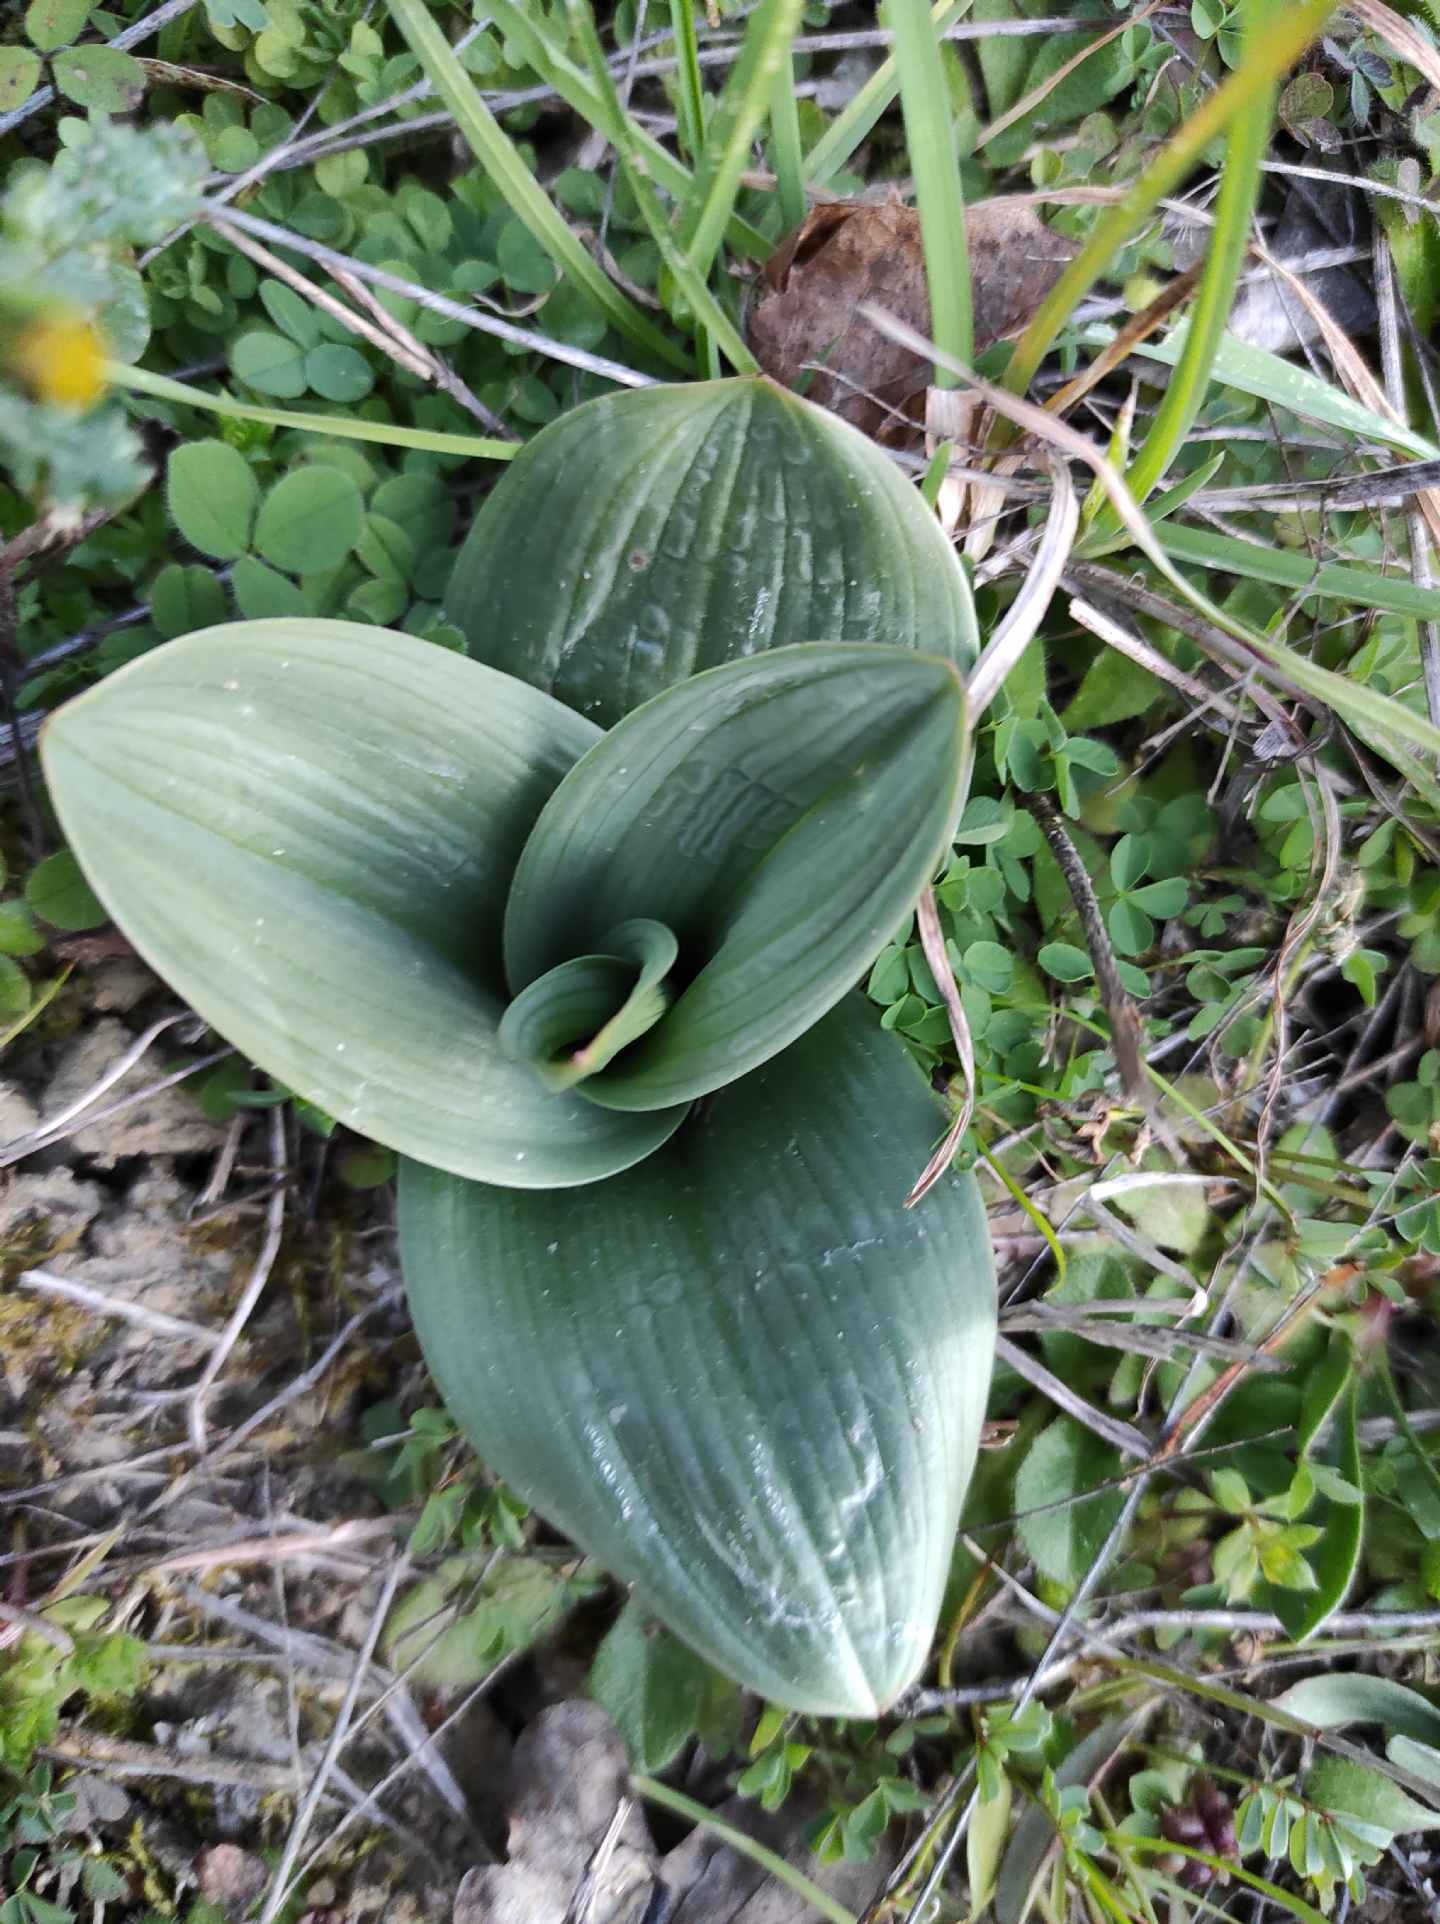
[906,888,976,1209]
[1376,235,1440,730]
[0,1044,234,1167]
[148,1517,395,1576]
[0,1598,75,1655]
[185,1105,287,1453]
[194,1112,245,1212]
[994,1335,1151,1460]
[965,454,1080,718]
[258,1555,409,1924]
[1068,594,1244,725]
[0,1011,190,1165]
[17,1268,219,1345]
[325,259,513,436]
[146,1292,399,1518]
[210,217,435,379]
[214,205,657,390]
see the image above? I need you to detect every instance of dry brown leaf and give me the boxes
[744,197,1076,437]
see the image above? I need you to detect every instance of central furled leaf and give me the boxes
[505,643,970,1109]
[400,993,997,1717]
[448,376,979,726]
[498,918,679,1090]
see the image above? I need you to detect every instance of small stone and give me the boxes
[198,1843,268,1916]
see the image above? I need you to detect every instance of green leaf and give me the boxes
[504,643,970,1109]
[231,556,308,620]
[1387,1736,1440,1799]
[448,376,978,728]
[151,563,227,640]
[24,0,89,53]
[166,441,259,563]
[995,1722,1128,1924]
[40,619,686,1188]
[499,918,678,1091]
[1089,322,1440,463]
[1210,1467,1251,1515]
[1015,1418,1123,1588]
[253,467,364,574]
[305,343,375,403]
[588,1600,733,1772]
[1272,1674,1440,1746]
[24,849,105,931]
[0,902,46,957]
[114,359,514,465]
[1159,522,1440,626]
[1306,1756,1440,1838]
[1038,941,1094,983]
[968,1773,1013,1920]
[258,278,320,348]
[52,41,145,110]
[0,46,43,111]
[230,328,308,399]
[0,954,31,1019]
[399,995,997,1714]
[1297,1329,1353,1456]
[1111,836,1150,890]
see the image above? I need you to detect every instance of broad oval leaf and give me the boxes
[1271,1674,1440,1747]
[504,642,970,1109]
[399,994,997,1716]
[448,375,979,726]
[40,619,687,1187]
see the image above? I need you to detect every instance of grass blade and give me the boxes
[1121,0,1279,503]
[681,0,807,282]
[386,0,690,375]
[803,0,973,186]
[109,361,516,461]
[669,0,707,160]
[632,1777,857,1923]
[1082,322,1440,462]
[768,49,807,231]
[888,0,973,377]
[566,0,758,371]
[1157,522,1440,623]
[1001,0,1339,399]
[480,0,770,261]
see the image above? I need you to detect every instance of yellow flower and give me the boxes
[9,311,107,410]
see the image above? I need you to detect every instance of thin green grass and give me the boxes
[567,0,758,372]
[888,0,974,379]
[109,361,518,461]
[632,1777,857,1923]
[767,49,808,232]
[803,0,974,186]
[479,0,771,260]
[669,0,708,161]
[679,0,807,283]
[1000,0,1340,399]
[1119,0,1282,506]
[387,0,691,375]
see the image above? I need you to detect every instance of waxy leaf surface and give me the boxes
[448,375,979,726]
[399,995,997,1715]
[504,642,970,1108]
[40,619,687,1186]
